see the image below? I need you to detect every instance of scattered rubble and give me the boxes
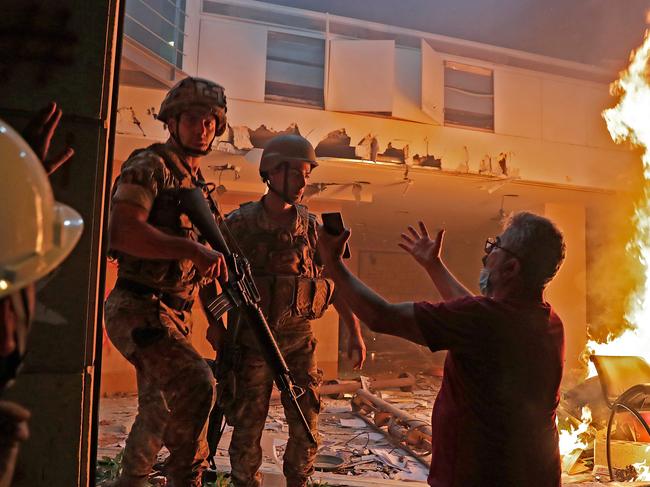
[352,389,432,465]
[97,368,648,486]
[321,373,415,399]
[558,358,650,484]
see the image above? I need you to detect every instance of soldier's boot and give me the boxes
[165,474,201,487]
[227,350,274,487]
[280,336,320,487]
[99,474,149,487]
[229,474,262,487]
[285,477,308,487]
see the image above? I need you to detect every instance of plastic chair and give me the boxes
[590,355,650,480]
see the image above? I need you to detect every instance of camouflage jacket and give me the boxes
[110,142,209,300]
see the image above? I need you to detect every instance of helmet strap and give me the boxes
[169,115,218,157]
[266,162,295,206]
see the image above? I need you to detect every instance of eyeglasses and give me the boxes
[484,236,520,259]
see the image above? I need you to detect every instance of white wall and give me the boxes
[393,46,434,123]
[116,84,637,191]
[326,39,395,113]
[494,69,542,139]
[178,16,636,184]
[542,78,589,146]
[197,17,267,102]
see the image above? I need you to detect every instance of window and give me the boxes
[265,31,325,108]
[124,0,187,68]
[444,61,494,131]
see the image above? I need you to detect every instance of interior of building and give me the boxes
[2,1,650,486]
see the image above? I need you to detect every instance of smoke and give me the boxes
[586,178,644,343]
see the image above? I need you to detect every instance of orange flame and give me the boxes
[558,406,593,460]
[634,456,650,481]
[588,30,650,373]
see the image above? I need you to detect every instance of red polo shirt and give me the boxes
[414,296,564,487]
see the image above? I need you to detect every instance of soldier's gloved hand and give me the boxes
[192,242,228,282]
[22,102,75,175]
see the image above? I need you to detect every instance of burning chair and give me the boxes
[590,355,650,480]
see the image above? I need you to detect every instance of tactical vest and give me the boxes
[111,143,204,297]
[227,200,334,324]
[146,143,201,240]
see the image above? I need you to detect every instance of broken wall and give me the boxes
[116,83,637,191]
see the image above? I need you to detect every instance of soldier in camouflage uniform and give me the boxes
[104,77,229,487]
[216,134,367,487]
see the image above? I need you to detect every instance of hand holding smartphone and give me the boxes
[321,212,351,259]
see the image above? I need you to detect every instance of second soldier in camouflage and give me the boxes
[216,134,367,487]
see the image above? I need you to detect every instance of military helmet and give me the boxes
[0,119,84,299]
[158,77,228,135]
[259,134,318,179]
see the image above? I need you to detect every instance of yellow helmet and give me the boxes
[0,119,83,299]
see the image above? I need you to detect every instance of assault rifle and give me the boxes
[176,188,317,465]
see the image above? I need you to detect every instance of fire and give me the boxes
[558,406,593,458]
[634,457,650,481]
[587,30,650,374]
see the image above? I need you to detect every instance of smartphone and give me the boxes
[321,212,351,259]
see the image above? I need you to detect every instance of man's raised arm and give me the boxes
[399,221,472,301]
[317,227,426,347]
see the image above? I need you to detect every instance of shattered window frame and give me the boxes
[264,30,326,109]
[444,61,495,132]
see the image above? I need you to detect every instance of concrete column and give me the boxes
[0,1,121,485]
[544,203,588,377]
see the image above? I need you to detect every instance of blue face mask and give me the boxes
[479,268,491,296]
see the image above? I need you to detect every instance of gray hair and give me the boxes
[500,212,566,290]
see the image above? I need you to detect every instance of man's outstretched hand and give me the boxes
[22,102,75,175]
[398,221,445,270]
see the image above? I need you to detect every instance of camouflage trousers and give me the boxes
[104,288,215,487]
[225,320,322,487]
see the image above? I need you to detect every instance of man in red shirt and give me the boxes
[317,212,566,487]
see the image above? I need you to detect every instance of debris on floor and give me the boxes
[98,368,650,486]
